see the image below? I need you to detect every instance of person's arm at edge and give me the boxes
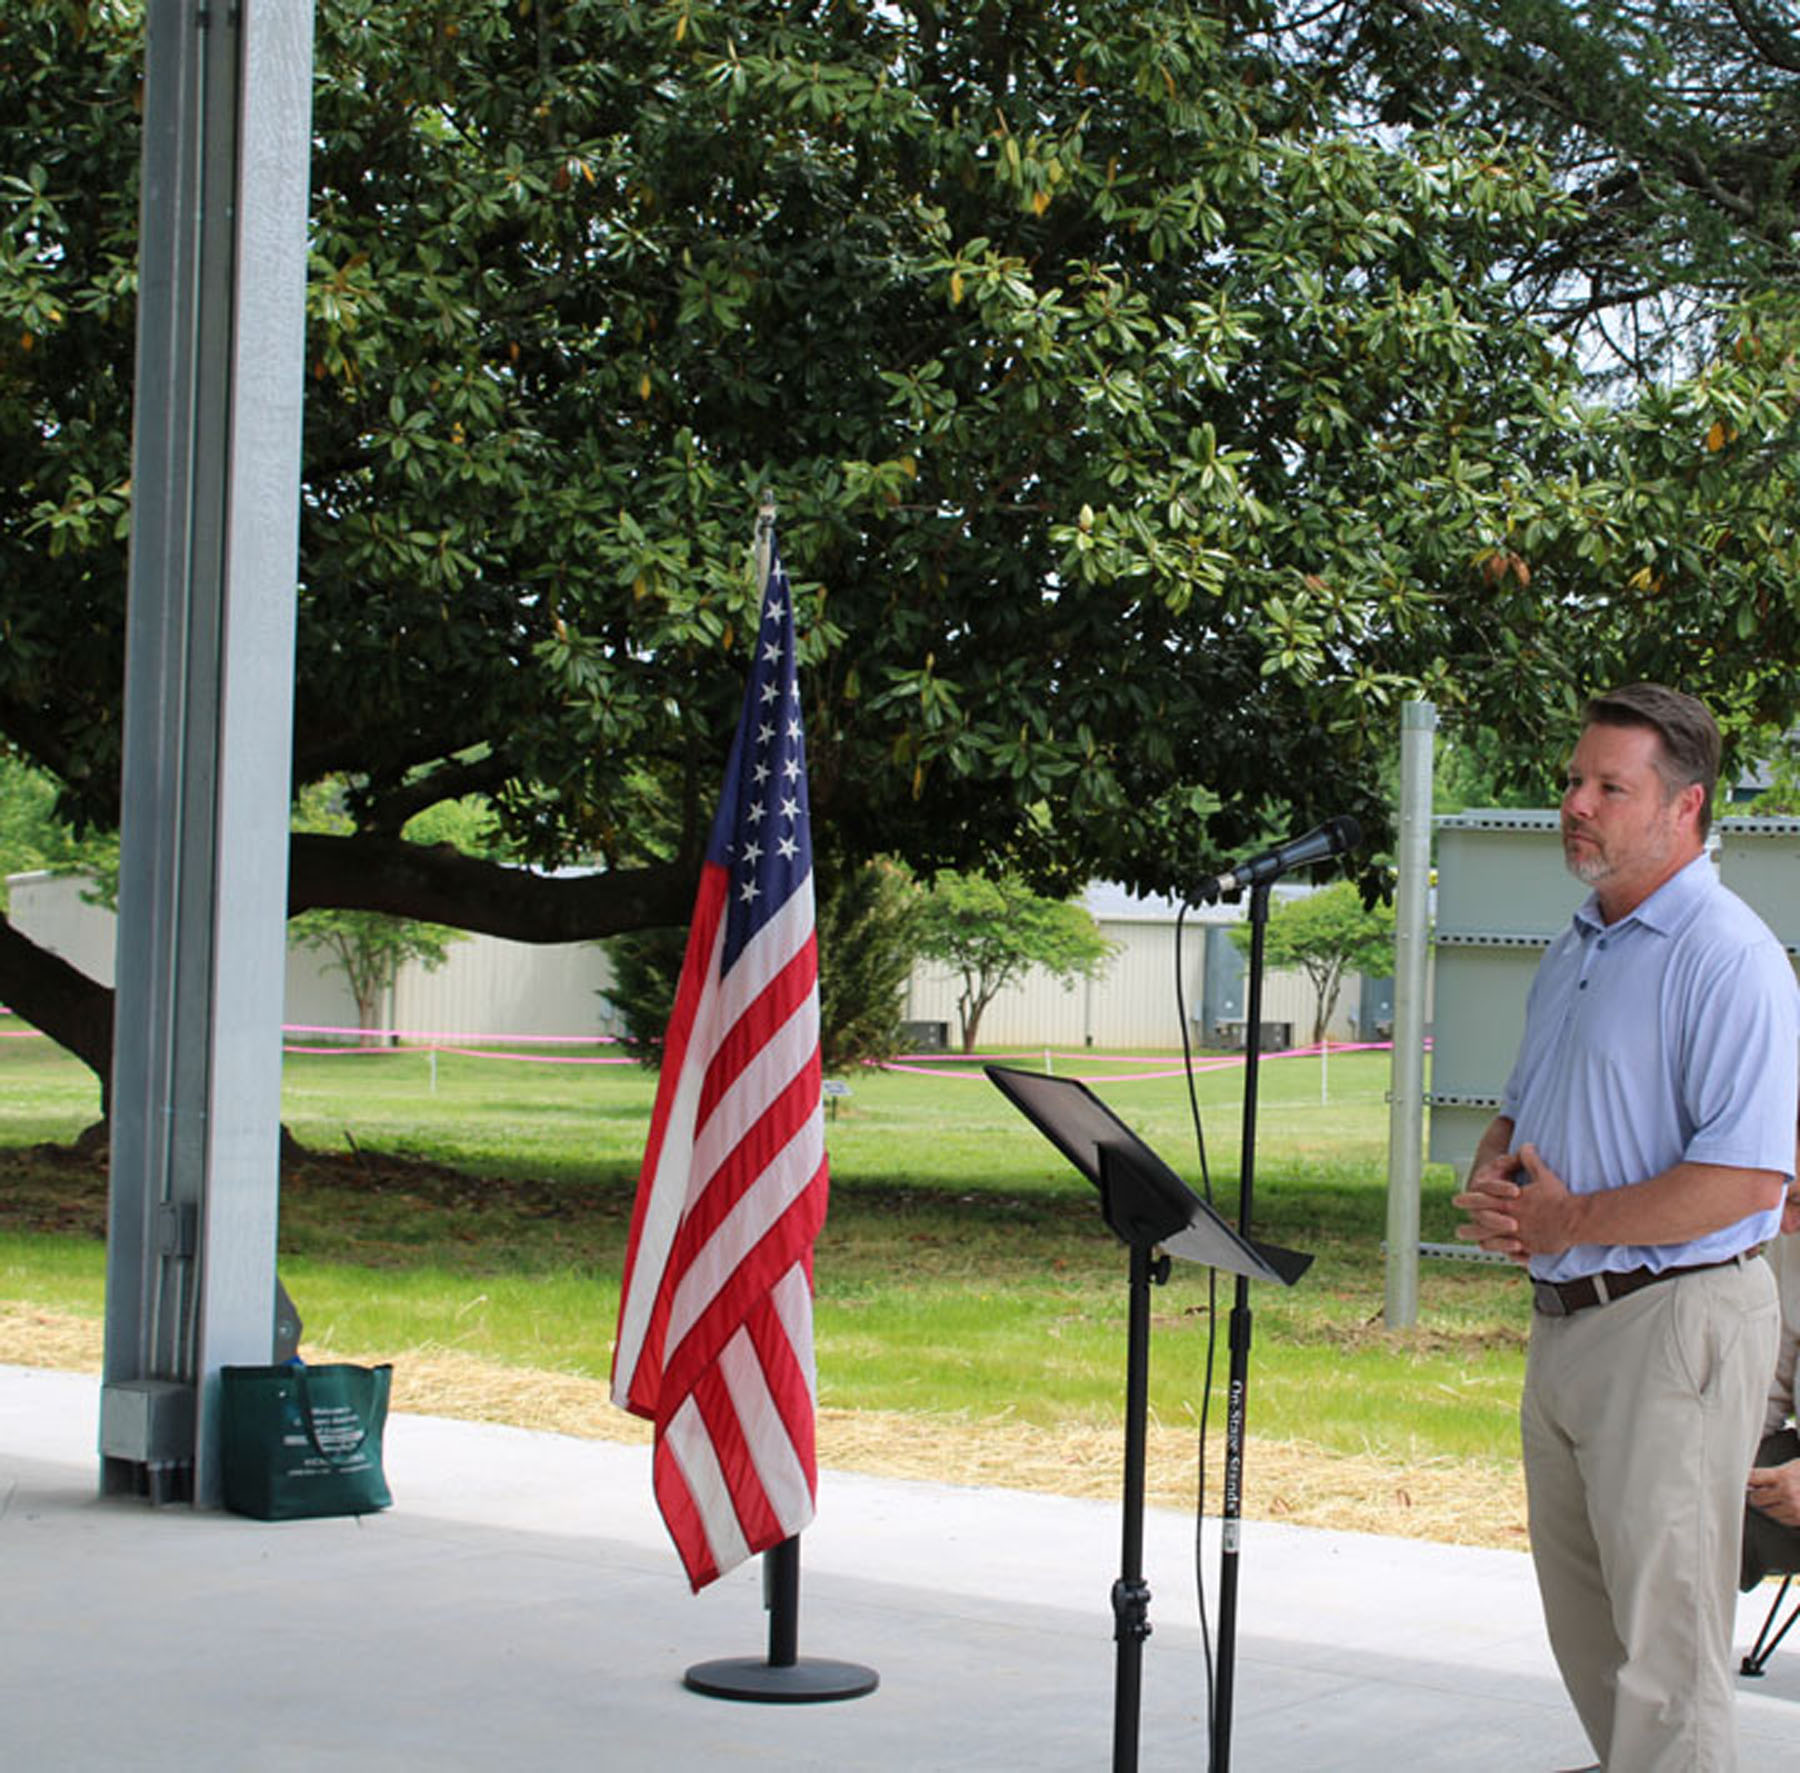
[1747,1204,1800,1526]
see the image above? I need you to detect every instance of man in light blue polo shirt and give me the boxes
[1456,683,1796,1773]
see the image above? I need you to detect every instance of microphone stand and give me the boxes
[1211,879,1271,1773]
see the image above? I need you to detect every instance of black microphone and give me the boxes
[1196,815,1362,900]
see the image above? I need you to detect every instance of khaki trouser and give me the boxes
[1522,1257,1778,1772]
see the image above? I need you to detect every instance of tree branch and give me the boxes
[1725,0,1800,76]
[352,753,517,836]
[286,832,700,942]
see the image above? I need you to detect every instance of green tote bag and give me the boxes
[219,1362,394,1521]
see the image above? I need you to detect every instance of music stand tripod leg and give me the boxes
[1112,1237,1170,1773]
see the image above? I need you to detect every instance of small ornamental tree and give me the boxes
[287,908,462,1043]
[1232,881,1395,1046]
[814,857,924,1071]
[915,873,1116,1054]
[286,781,474,1042]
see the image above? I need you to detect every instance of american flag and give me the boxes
[610,540,829,1591]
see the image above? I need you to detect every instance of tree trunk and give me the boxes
[1308,961,1346,1047]
[354,984,383,1046]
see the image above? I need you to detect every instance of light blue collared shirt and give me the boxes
[1502,850,1798,1283]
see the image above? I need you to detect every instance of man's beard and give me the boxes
[1564,841,1607,884]
[1562,833,1608,884]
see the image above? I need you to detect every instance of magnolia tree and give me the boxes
[6,0,1733,1095]
[1311,0,1800,373]
[1293,0,1800,774]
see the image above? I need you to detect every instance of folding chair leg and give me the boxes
[1741,1574,1800,1677]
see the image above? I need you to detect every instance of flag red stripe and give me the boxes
[610,866,730,1418]
[621,866,728,1268]
[682,909,818,1185]
[745,1274,819,1470]
[649,1272,820,1591]
[652,1429,724,1592]
[613,964,822,1428]
[694,1361,786,1552]
[678,1007,821,1264]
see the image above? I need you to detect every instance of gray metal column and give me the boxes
[1383,701,1435,1327]
[103,0,315,1505]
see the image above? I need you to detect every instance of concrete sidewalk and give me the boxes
[3,1363,1796,1771]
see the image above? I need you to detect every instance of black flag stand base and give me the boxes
[684,1536,880,1705]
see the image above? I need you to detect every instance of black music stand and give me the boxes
[986,1065,1311,1773]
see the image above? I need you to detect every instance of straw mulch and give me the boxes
[0,1301,1527,1551]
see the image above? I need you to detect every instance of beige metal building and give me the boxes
[6,871,1378,1050]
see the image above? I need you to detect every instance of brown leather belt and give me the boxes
[1530,1251,1757,1318]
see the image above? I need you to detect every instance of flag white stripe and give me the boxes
[666,1102,825,1358]
[610,913,729,1406]
[769,1262,817,1394]
[664,1391,750,1577]
[720,1322,815,1533]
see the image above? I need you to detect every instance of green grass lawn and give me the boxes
[0,1030,1527,1471]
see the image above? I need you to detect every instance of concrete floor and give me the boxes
[4,1363,1798,1771]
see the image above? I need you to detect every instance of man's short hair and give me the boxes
[1584,682,1721,835]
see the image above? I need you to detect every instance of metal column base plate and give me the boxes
[683,1656,879,1704]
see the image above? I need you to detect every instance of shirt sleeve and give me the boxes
[1678,934,1799,1179]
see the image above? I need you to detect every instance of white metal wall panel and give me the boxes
[1717,818,1800,949]
[392,934,616,1039]
[1086,919,1189,1047]
[903,958,1087,1047]
[284,946,359,1030]
[11,871,1374,1050]
[7,873,117,985]
[903,917,1363,1050]
[9,871,363,1030]
[1435,812,1583,938]
[1429,812,1573,1177]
